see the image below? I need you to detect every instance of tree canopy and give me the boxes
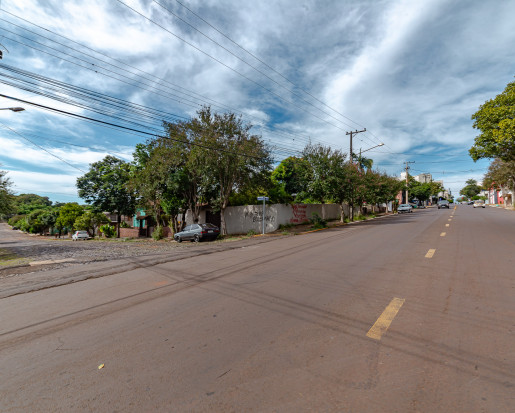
[459,179,481,199]
[0,167,14,216]
[77,156,136,236]
[470,80,515,162]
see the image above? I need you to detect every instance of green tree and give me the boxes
[0,167,14,217]
[130,139,192,233]
[470,80,515,162]
[301,144,340,204]
[39,209,59,234]
[186,107,272,235]
[74,210,109,237]
[77,156,136,237]
[271,156,310,200]
[12,194,52,215]
[459,179,481,199]
[483,158,515,207]
[56,203,85,232]
[162,120,216,223]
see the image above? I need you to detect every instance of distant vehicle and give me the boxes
[409,203,418,209]
[397,204,413,213]
[72,230,89,241]
[473,200,486,208]
[437,200,450,209]
[174,223,220,243]
[467,200,474,205]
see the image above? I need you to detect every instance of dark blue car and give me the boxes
[174,223,220,242]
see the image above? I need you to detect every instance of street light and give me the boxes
[358,143,384,169]
[0,107,25,112]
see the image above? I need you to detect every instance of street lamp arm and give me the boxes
[0,107,25,112]
[360,143,384,154]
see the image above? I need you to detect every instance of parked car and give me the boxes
[72,230,89,241]
[473,200,486,208]
[397,204,413,213]
[437,200,450,209]
[174,223,220,242]
[467,200,474,205]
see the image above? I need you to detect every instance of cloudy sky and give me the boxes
[1,0,514,203]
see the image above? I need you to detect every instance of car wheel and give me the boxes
[194,234,200,243]
[175,235,182,243]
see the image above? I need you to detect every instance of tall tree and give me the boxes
[271,156,310,200]
[459,179,481,199]
[56,203,85,231]
[301,144,339,204]
[77,156,136,237]
[470,80,515,162]
[483,158,515,206]
[0,167,14,216]
[187,107,272,235]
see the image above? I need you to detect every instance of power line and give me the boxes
[0,93,273,161]
[114,0,360,135]
[168,0,387,150]
[0,12,347,151]
[0,121,86,173]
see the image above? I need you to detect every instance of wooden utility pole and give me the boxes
[346,128,366,163]
[405,161,415,204]
[346,128,366,221]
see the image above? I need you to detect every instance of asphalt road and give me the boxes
[1,206,514,412]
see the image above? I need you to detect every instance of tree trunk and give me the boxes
[117,213,121,238]
[220,207,227,235]
[339,203,345,222]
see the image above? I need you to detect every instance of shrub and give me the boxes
[310,212,327,229]
[99,224,116,238]
[120,221,130,228]
[278,223,294,230]
[246,229,257,236]
[152,225,164,241]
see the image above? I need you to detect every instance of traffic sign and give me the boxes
[257,196,269,201]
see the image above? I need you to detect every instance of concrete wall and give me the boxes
[223,203,342,235]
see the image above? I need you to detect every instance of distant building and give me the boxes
[399,172,434,184]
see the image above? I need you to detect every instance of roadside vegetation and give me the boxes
[469,79,515,208]
[3,105,448,239]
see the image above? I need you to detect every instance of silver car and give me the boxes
[397,204,413,213]
[72,230,89,241]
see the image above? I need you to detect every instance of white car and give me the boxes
[397,204,413,213]
[473,200,486,208]
[72,230,89,241]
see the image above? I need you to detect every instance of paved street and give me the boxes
[0,206,514,412]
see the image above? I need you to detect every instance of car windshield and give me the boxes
[200,223,218,229]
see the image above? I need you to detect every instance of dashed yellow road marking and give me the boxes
[448,219,452,221]
[445,224,450,227]
[440,232,446,237]
[366,298,405,340]
[425,249,436,258]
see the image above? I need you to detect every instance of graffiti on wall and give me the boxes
[244,210,276,223]
[290,204,308,224]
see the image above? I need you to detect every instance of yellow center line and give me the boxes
[448,219,452,221]
[440,232,446,237]
[445,224,450,227]
[366,298,405,340]
[425,249,436,258]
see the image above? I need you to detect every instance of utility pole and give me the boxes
[405,161,415,204]
[346,128,366,221]
[346,128,366,163]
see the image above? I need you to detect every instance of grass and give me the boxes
[0,248,31,267]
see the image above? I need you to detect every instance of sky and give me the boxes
[1,0,514,204]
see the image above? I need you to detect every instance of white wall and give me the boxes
[223,203,342,234]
